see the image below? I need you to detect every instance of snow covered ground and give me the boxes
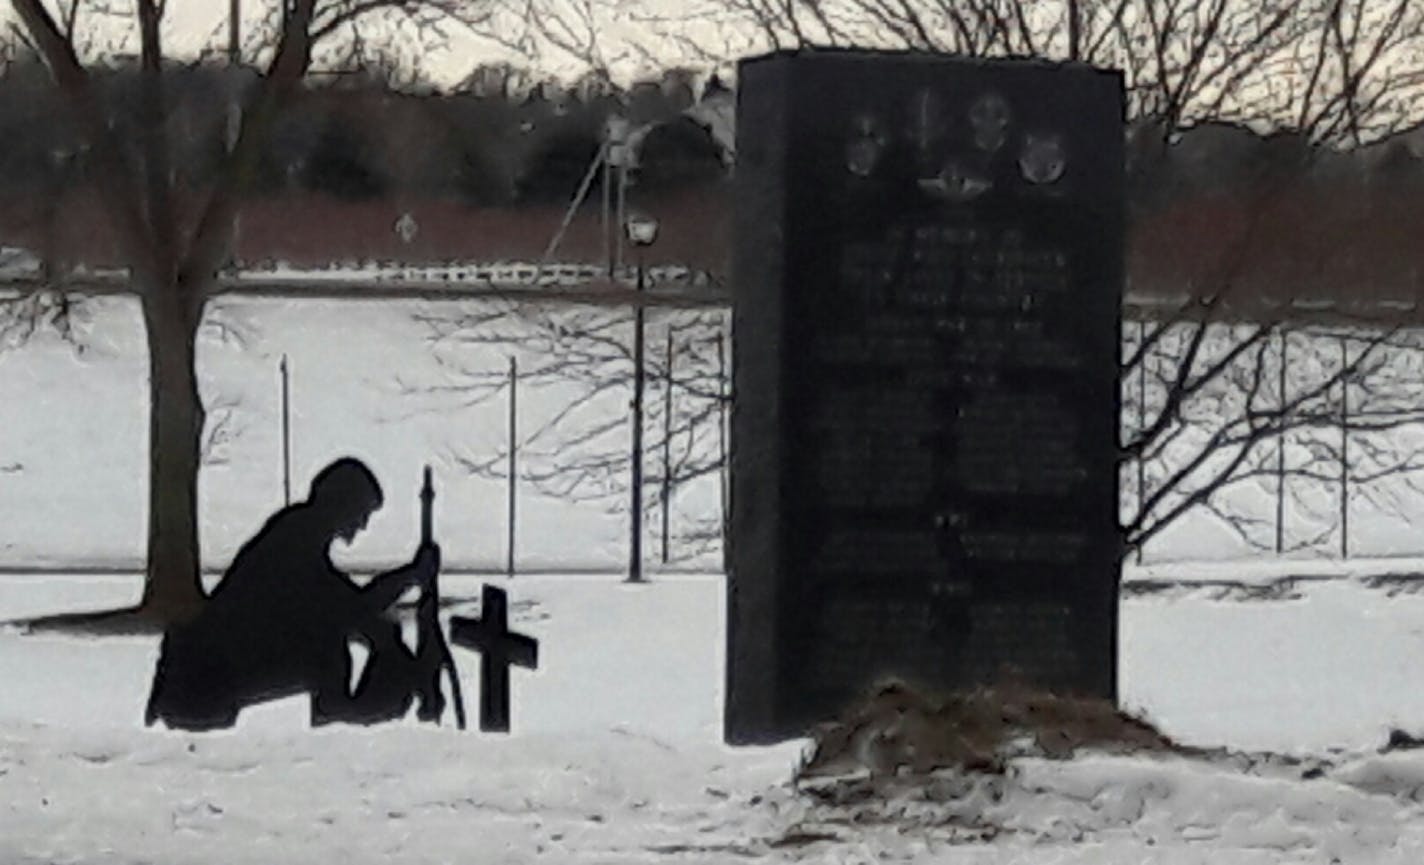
[8,571,1424,862]
[10,277,1424,860]
[0,293,726,574]
[8,292,1424,574]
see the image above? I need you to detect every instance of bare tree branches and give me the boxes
[0,288,85,350]
[201,396,246,467]
[7,0,503,610]
[11,0,159,285]
[398,298,729,560]
[401,0,1424,565]
[178,0,319,310]
[1119,316,1424,554]
[664,0,1424,143]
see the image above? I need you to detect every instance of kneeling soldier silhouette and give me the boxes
[146,458,460,730]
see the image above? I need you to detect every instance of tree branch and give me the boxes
[179,0,321,300]
[11,0,159,286]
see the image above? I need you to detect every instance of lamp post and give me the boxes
[625,214,659,583]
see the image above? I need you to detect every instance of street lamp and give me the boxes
[625,213,659,583]
[626,214,659,249]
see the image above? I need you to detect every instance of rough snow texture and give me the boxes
[9,574,1424,862]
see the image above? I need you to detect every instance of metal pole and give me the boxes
[280,354,291,506]
[1276,327,1287,554]
[615,162,628,276]
[628,256,646,582]
[540,142,606,265]
[602,143,612,277]
[228,0,240,64]
[1136,318,1146,565]
[1339,335,1349,559]
[508,356,517,578]
[716,330,730,573]
[661,329,674,565]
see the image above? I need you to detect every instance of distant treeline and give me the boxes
[6,54,1424,214]
[1126,118,1424,216]
[10,56,1424,309]
[0,60,731,207]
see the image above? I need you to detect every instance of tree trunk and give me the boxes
[139,290,206,619]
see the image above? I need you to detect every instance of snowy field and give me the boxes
[8,570,1424,862]
[8,293,1424,574]
[0,293,727,574]
[10,279,1424,860]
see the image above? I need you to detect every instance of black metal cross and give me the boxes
[449,585,539,733]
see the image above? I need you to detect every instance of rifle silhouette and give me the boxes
[415,465,466,729]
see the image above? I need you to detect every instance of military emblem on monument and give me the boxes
[845,114,888,177]
[968,92,1012,153]
[908,88,948,155]
[918,158,993,202]
[1019,133,1068,185]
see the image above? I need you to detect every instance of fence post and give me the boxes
[717,330,729,574]
[1276,327,1288,554]
[1339,335,1350,559]
[615,162,628,275]
[279,353,291,506]
[508,356,517,578]
[627,269,646,583]
[602,140,612,276]
[1136,318,1147,564]
[661,330,674,565]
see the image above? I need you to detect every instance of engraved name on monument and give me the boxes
[727,50,1124,744]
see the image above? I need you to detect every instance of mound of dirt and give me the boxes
[800,679,1185,779]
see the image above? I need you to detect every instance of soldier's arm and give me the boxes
[357,543,440,612]
[358,565,419,612]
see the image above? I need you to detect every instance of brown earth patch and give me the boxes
[800,679,1187,780]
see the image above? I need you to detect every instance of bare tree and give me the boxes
[10,0,491,625]
[421,0,1424,566]
[1114,0,1424,558]
[1159,327,1424,556]
[474,0,631,81]
[402,295,730,564]
[1119,314,1424,555]
[675,0,1424,560]
[681,0,1424,141]
[0,47,88,349]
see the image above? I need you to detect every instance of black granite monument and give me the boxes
[726,50,1124,744]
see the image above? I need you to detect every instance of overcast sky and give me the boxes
[9,0,1422,140]
[4,1,755,86]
